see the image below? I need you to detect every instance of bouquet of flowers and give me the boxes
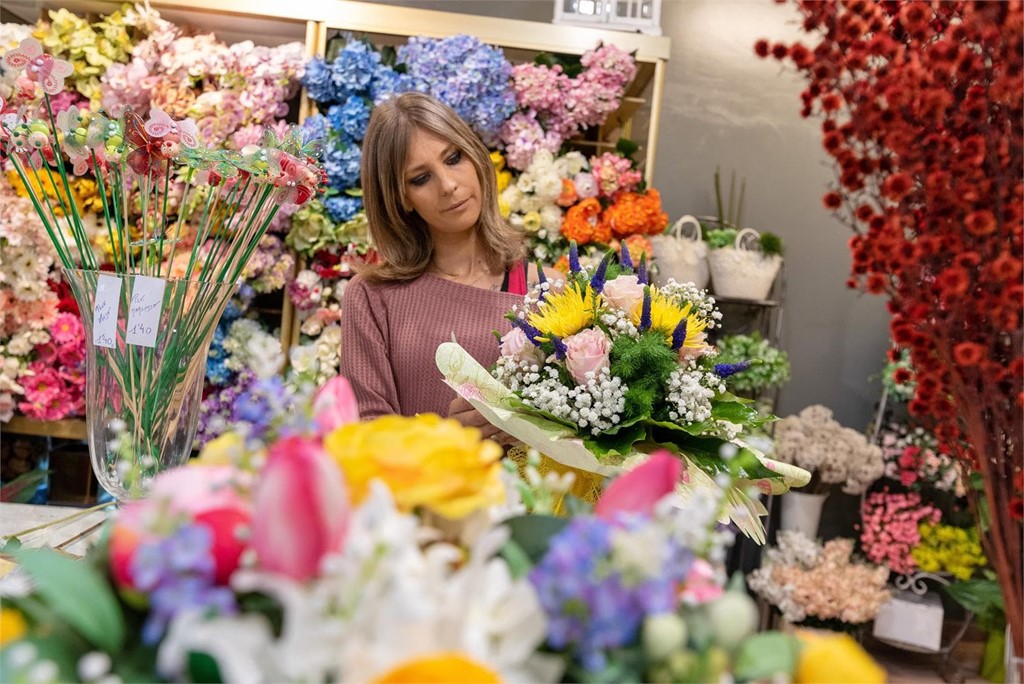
[860,489,941,576]
[0,376,863,684]
[878,422,964,495]
[772,405,885,495]
[437,243,810,541]
[880,347,916,402]
[748,531,891,628]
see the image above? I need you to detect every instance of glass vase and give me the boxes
[64,269,235,501]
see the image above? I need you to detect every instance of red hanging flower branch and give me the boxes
[758,0,1023,656]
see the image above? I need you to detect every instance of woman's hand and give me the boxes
[448,396,517,446]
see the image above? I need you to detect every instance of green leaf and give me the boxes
[711,401,761,426]
[944,578,1006,632]
[614,138,640,160]
[499,539,533,579]
[585,422,647,457]
[733,632,801,681]
[1,469,50,503]
[13,547,125,652]
[503,515,568,564]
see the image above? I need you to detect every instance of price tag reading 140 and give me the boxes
[92,275,122,349]
[125,276,166,348]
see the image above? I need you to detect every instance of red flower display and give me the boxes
[760,0,1023,654]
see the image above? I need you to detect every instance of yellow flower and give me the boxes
[498,197,511,219]
[795,630,885,684]
[489,150,506,172]
[496,170,512,194]
[528,282,600,340]
[195,432,247,467]
[0,607,27,646]
[324,414,505,519]
[372,653,500,684]
[522,210,542,234]
[630,291,708,348]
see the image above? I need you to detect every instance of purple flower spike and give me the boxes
[590,253,611,294]
[671,318,688,351]
[536,260,547,284]
[569,241,581,274]
[714,360,753,378]
[552,335,568,360]
[512,317,545,346]
[619,243,633,272]
[639,286,652,332]
[637,252,648,285]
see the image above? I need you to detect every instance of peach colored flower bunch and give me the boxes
[748,531,890,625]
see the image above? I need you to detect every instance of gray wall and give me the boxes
[367,0,891,430]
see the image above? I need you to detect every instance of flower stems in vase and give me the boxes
[2,37,323,499]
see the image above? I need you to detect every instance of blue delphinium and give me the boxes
[529,515,693,674]
[324,195,364,223]
[131,524,238,645]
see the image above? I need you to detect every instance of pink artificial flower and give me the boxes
[312,376,359,435]
[251,436,349,581]
[1,38,73,95]
[563,327,611,385]
[596,450,682,520]
[602,274,645,313]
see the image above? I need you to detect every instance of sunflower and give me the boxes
[528,282,601,340]
[631,290,709,348]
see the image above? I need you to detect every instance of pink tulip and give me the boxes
[251,436,349,581]
[563,327,611,385]
[595,450,682,520]
[313,376,359,434]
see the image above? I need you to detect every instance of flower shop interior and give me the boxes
[0,0,1021,683]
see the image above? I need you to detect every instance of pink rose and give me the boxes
[499,326,543,365]
[602,275,645,312]
[251,436,349,581]
[681,559,724,605]
[564,327,611,385]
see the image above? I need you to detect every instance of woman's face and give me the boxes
[402,127,481,238]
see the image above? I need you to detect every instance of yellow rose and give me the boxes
[0,607,27,646]
[795,630,885,684]
[195,432,247,467]
[324,414,505,519]
[372,653,500,684]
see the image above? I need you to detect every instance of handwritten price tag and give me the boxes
[125,276,166,348]
[92,275,122,349]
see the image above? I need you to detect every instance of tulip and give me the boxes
[595,450,681,520]
[251,436,349,581]
[313,375,359,434]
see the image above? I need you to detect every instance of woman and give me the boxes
[340,92,560,438]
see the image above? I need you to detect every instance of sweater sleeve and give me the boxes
[340,276,400,419]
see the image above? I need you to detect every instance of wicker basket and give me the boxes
[650,215,710,288]
[707,227,782,300]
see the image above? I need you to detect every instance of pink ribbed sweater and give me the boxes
[340,273,522,419]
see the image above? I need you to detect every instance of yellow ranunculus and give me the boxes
[795,629,885,684]
[496,170,512,194]
[522,210,542,234]
[0,607,27,646]
[324,414,505,519]
[372,653,500,684]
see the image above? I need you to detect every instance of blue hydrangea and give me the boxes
[327,96,371,143]
[397,35,515,143]
[324,143,362,191]
[370,66,428,104]
[302,114,330,147]
[301,57,334,104]
[205,325,232,386]
[529,515,693,673]
[324,194,364,223]
[327,41,381,103]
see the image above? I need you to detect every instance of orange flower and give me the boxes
[557,178,579,207]
[623,234,654,263]
[602,189,669,238]
[561,197,609,245]
[372,654,500,684]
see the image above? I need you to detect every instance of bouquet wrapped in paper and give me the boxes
[437,244,809,540]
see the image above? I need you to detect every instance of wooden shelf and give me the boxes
[2,417,88,441]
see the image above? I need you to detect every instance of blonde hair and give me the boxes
[359,92,524,282]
